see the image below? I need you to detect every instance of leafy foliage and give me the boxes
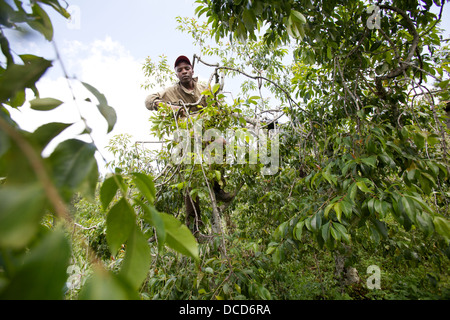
[0,0,198,300]
[192,0,450,252]
[0,0,449,301]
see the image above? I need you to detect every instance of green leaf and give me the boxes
[242,9,257,31]
[330,225,340,241]
[48,139,98,201]
[334,202,343,222]
[119,225,151,290]
[379,153,396,169]
[32,122,72,149]
[82,82,117,133]
[29,97,63,111]
[407,168,417,182]
[137,200,166,246]
[79,269,139,300]
[333,223,350,243]
[0,56,52,103]
[419,174,431,194]
[421,171,436,187]
[131,172,156,204]
[0,184,46,249]
[0,229,71,300]
[36,0,71,18]
[8,89,26,108]
[272,246,282,265]
[367,198,375,215]
[0,32,14,66]
[427,133,440,146]
[321,221,330,242]
[349,182,358,202]
[274,221,288,240]
[403,194,433,214]
[324,202,334,219]
[342,160,355,176]
[416,212,434,236]
[256,285,271,300]
[28,3,54,41]
[310,212,322,231]
[433,216,450,241]
[341,200,352,218]
[214,170,221,183]
[266,243,277,255]
[400,196,416,222]
[327,46,333,59]
[361,155,377,168]
[356,181,373,193]
[372,219,388,238]
[291,10,307,24]
[322,171,337,186]
[413,131,425,150]
[293,221,304,240]
[160,212,199,260]
[106,198,136,256]
[100,175,121,210]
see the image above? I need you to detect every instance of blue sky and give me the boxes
[5,1,450,173]
[48,0,199,68]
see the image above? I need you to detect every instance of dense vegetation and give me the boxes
[0,0,449,301]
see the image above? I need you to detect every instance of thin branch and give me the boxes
[374,5,420,98]
[419,1,445,38]
[200,164,227,255]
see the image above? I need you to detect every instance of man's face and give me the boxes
[175,61,194,86]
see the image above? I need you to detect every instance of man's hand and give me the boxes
[154,101,186,117]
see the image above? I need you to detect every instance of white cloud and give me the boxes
[73,36,152,139]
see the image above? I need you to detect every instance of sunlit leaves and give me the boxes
[286,10,306,40]
[29,97,63,111]
[131,172,156,204]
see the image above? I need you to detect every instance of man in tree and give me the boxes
[145,55,206,115]
[145,55,232,234]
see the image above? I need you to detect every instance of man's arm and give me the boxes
[145,93,162,111]
[145,93,186,117]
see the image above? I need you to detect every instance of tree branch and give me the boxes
[375,5,420,98]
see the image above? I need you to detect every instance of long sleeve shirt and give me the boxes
[144,77,208,112]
